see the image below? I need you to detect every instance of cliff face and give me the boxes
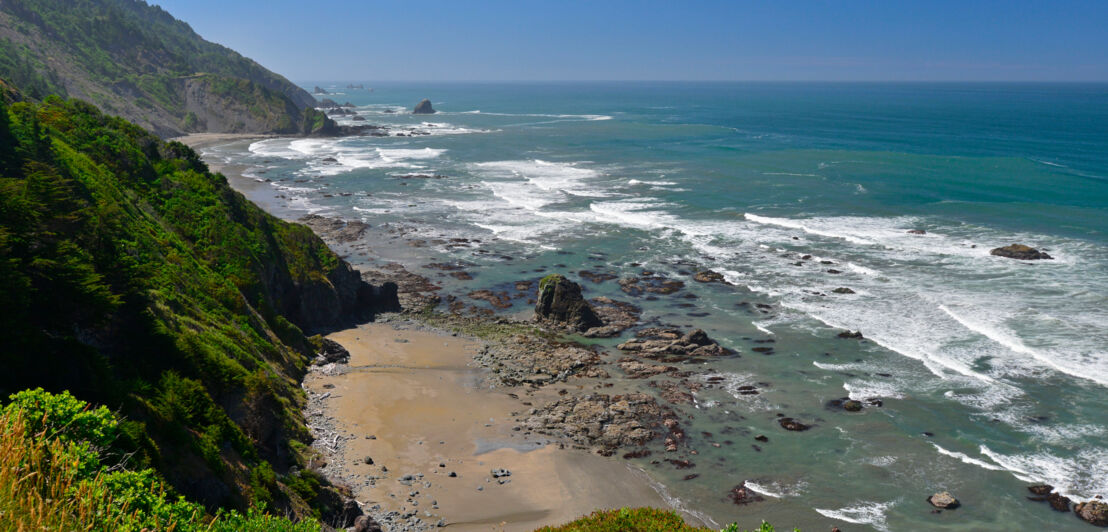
[0,94,394,514]
[0,0,324,137]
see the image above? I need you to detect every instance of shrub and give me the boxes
[0,389,320,531]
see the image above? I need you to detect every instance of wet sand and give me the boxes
[305,322,679,531]
[173,132,276,152]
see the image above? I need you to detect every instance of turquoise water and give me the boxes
[206,83,1108,531]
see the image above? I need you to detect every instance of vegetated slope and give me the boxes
[0,0,331,137]
[0,93,397,519]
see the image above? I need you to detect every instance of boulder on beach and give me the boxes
[1075,500,1108,527]
[928,491,960,509]
[990,244,1053,260]
[534,274,603,332]
[315,338,350,365]
[413,98,436,114]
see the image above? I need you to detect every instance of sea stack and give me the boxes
[534,274,603,332]
[413,98,435,114]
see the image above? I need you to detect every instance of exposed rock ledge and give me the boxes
[991,243,1053,260]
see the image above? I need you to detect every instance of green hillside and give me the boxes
[0,93,396,523]
[0,0,331,137]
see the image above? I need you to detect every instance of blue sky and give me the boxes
[153,0,1108,82]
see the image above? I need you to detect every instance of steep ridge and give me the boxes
[0,0,330,137]
[0,93,396,518]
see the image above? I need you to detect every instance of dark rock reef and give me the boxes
[1075,500,1108,527]
[617,327,732,362]
[991,244,1053,260]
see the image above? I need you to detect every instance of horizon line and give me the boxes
[296,79,1108,84]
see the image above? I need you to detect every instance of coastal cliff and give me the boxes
[0,93,394,521]
[0,0,325,137]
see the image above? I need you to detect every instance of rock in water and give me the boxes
[693,270,727,283]
[1047,492,1072,512]
[928,491,961,509]
[727,482,765,505]
[413,98,436,114]
[1075,500,1108,526]
[990,244,1053,260]
[535,274,603,331]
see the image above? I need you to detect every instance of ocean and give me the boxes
[202,82,1108,531]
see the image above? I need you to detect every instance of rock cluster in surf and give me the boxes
[990,243,1053,260]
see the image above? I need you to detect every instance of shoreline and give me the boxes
[304,321,686,531]
[182,135,711,531]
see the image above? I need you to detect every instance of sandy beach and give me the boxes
[182,133,709,530]
[305,322,679,531]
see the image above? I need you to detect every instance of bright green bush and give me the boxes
[1,388,320,531]
[536,508,796,532]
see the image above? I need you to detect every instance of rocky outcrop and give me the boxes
[728,482,765,505]
[991,244,1053,260]
[778,417,811,431]
[582,297,641,338]
[1075,500,1108,527]
[299,214,370,244]
[619,274,685,296]
[617,327,732,362]
[473,334,603,386]
[313,86,329,94]
[519,393,670,450]
[315,338,350,365]
[928,491,960,509]
[534,274,603,332]
[693,270,728,284]
[413,98,435,114]
[1047,492,1073,512]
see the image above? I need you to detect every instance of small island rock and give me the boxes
[413,98,436,114]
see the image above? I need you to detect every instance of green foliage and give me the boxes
[537,508,795,532]
[5,387,118,448]
[4,388,118,474]
[536,507,708,532]
[1,389,319,531]
[0,95,352,515]
[209,506,321,532]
